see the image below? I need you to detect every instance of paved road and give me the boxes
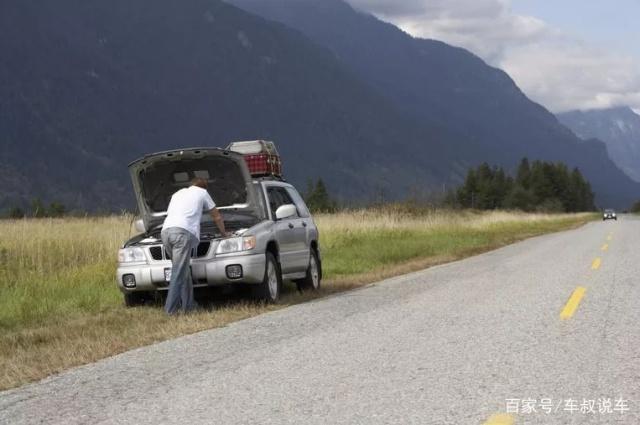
[1,216,639,424]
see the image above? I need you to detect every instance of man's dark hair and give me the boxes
[191,177,208,189]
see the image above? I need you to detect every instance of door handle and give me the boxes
[288,223,294,229]
[302,222,307,227]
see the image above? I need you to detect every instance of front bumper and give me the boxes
[116,253,266,293]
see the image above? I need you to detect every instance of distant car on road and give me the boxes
[116,146,322,307]
[603,209,617,221]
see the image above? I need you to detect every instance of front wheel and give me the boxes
[254,252,282,303]
[296,249,321,292]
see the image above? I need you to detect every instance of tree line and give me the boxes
[3,164,596,218]
[455,158,595,212]
[7,199,67,218]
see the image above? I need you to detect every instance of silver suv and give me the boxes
[116,148,321,306]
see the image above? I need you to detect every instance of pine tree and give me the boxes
[491,167,513,209]
[456,169,478,208]
[305,179,337,212]
[516,158,531,189]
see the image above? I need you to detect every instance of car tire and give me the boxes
[296,249,321,292]
[124,291,150,307]
[254,252,282,303]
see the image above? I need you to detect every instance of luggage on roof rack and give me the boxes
[227,140,282,178]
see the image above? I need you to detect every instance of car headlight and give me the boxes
[118,247,146,263]
[216,236,256,255]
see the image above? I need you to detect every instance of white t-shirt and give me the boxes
[162,186,216,239]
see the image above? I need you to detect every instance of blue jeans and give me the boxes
[161,227,199,314]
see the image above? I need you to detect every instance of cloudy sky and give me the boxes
[346,0,640,113]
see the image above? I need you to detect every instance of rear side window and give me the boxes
[285,187,311,218]
[266,186,298,219]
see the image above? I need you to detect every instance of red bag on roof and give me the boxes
[227,140,282,177]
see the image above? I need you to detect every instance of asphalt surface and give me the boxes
[1,216,639,424]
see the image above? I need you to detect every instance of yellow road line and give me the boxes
[591,258,602,270]
[601,244,609,251]
[483,413,515,425]
[560,286,587,320]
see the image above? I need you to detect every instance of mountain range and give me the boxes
[558,107,640,183]
[1,0,638,211]
[228,0,640,209]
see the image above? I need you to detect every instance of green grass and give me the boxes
[0,217,127,331]
[0,262,120,330]
[319,212,593,278]
[323,229,487,276]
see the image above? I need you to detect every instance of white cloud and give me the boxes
[502,42,640,112]
[346,0,640,112]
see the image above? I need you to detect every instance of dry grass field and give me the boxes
[0,208,594,390]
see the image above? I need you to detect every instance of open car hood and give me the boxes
[128,148,261,233]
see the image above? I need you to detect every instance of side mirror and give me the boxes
[134,218,146,234]
[275,204,297,220]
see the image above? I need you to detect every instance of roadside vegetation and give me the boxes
[7,199,69,219]
[0,208,595,390]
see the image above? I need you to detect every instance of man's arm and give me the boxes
[210,208,231,237]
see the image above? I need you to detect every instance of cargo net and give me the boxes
[244,153,282,177]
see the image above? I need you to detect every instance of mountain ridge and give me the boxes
[558,106,640,183]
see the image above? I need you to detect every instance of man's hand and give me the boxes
[209,208,231,238]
